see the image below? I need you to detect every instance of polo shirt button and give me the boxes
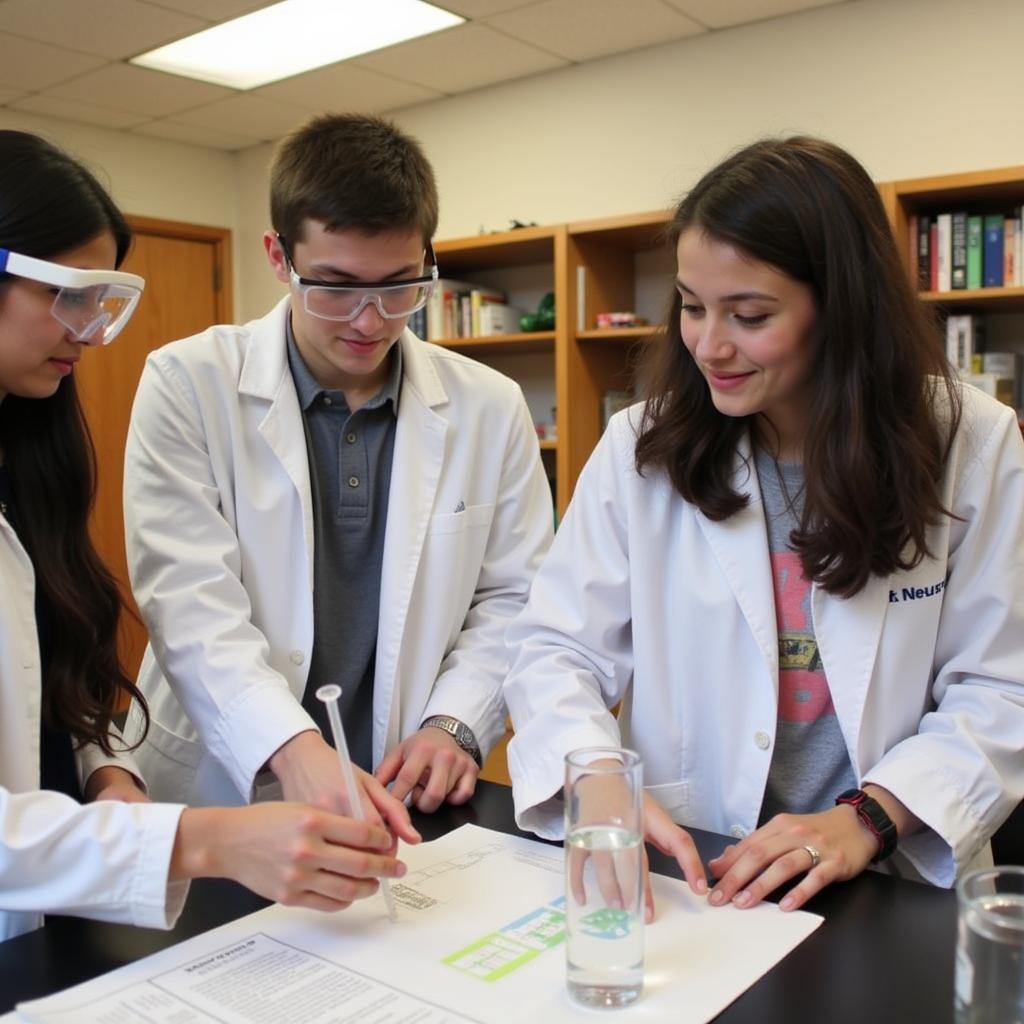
[730,825,748,839]
[348,476,359,488]
[322,396,333,407]
[754,730,771,750]
[289,650,304,665]
[346,433,357,444]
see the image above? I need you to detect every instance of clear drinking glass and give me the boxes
[564,747,644,1009]
[955,865,1024,1024]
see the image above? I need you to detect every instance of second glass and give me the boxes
[564,747,644,1010]
[956,865,1024,1024]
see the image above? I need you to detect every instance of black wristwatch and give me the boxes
[836,788,898,862]
[421,715,482,766]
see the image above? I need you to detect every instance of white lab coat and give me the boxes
[123,298,553,806]
[505,386,1024,887]
[0,519,186,942]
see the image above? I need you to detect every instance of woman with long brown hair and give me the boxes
[505,136,1024,916]
[0,131,412,941]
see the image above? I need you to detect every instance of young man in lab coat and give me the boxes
[122,114,553,821]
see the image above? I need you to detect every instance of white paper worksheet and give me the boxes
[12,824,822,1023]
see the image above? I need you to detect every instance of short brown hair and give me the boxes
[270,113,438,247]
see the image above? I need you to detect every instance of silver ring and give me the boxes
[802,844,821,870]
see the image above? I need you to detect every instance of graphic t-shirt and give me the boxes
[755,449,857,824]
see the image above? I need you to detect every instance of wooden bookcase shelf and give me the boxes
[435,331,555,355]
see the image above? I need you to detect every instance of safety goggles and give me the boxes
[282,238,438,322]
[0,248,145,345]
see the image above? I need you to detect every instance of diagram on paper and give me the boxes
[442,897,568,983]
[390,842,507,911]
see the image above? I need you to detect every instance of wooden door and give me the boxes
[75,217,232,684]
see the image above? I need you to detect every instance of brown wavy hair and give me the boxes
[635,136,960,598]
[0,131,149,754]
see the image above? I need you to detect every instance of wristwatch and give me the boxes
[836,788,898,862]
[421,715,482,766]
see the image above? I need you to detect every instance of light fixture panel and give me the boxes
[132,0,464,90]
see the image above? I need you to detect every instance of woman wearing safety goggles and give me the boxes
[0,130,407,944]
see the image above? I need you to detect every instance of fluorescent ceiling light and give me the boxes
[132,0,464,90]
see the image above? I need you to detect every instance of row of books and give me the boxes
[945,315,1021,407]
[913,211,1024,292]
[420,277,523,340]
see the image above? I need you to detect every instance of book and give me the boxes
[917,215,931,290]
[1004,217,1017,288]
[469,286,506,336]
[427,277,500,340]
[983,214,1004,287]
[966,215,983,290]
[601,389,635,431]
[950,212,968,289]
[478,303,523,336]
[936,213,952,292]
[929,220,939,290]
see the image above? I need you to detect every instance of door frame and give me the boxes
[127,215,234,323]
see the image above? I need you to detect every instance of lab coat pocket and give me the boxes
[421,503,495,646]
[644,780,690,826]
[427,502,494,536]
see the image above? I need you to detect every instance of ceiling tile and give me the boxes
[0,0,207,59]
[356,22,566,94]
[256,62,442,114]
[0,32,106,91]
[172,93,312,140]
[46,64,235,118]
[132,118,262,150]
[136,0,275,18]
[664,0,845,29]
[432,0,537,14]
[9,93,148,129]
[485,0,705,62]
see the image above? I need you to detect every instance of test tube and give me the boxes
[315,684,398,922]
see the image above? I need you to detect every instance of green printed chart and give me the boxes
[443,897,567,982]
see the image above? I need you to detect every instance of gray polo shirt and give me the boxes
[286,319,401,771]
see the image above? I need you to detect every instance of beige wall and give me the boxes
[230,0,1024,319]
[0,108,242,313]
[9,0,1024,324]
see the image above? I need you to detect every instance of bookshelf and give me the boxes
[880,167,1024,407]
[432,224,565,513]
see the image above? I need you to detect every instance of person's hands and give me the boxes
[375,726,479,812]
[706,805,877,912]
[172,803,407,912]
[83,766,150,804]
[269,731,419,845]
[641,793,707,919]
[566,765,707,924]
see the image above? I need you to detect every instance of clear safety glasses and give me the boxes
[284,240,438,323]
[0,248,145,344]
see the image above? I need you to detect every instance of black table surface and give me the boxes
[0,780,957,1022]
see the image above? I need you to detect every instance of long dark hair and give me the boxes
[0,130,148,754]
[635,136,960,598]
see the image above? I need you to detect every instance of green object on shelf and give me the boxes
[520,292,555,333]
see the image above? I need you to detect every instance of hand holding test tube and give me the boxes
[316,684,398,922]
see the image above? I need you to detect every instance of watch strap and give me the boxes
[836,788,898,862]
[421,715,482,766]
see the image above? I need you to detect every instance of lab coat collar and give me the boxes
[696,433,779,688]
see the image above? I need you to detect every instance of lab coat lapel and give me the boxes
[374,332,449,760]
[237,298,315,586]
[695,437,779,688]
[811,570,891,775]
